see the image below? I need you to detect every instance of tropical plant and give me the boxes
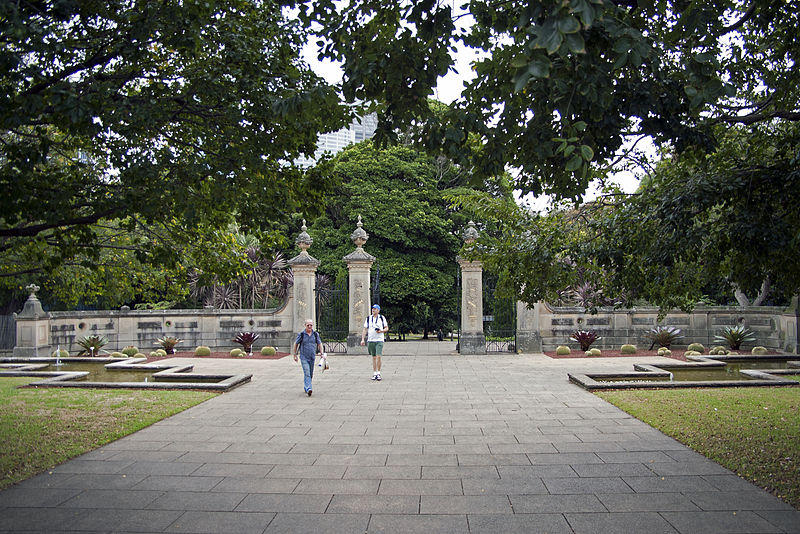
[714,325,756,350]
[233,332,260,354]
[75,335,109,357]
[643,326,683,350]
[570,330,601,352]
[189,242,294,310]
[155,336,183,354]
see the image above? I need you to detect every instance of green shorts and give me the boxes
[367,341,384,357]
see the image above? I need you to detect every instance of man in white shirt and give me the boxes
[361,304,388,381]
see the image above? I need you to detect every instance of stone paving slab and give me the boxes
[1,350,798,533]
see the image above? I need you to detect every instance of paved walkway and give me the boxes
[1,344,798,533]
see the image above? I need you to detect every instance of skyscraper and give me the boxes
[295,113,377,168]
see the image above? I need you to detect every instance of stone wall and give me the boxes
[517,301,799,354]
[38,303,294,356]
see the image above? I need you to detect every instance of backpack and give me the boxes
[366,314,387,331]
[296,330,321,354]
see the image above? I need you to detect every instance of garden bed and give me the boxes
[144,350,290,363]
[545,349,689,361]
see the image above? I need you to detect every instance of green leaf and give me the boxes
[566,154,583,171]
[565,33,585,53]
[527,57,551,79]
[580,145,594,161]
[557,15,580,34]
[535,23,564,55]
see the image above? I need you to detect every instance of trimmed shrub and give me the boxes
[589,348,602,356]
[657,347,672,357]
[620,344,637,354]
[555,345,571,356]
[51,348,69,358]
[751,346,768,355]
[709,345,728,355]
[110,351,126,358]
[585,350,593,356]
[121,346,139,357]
[156,349,167,357]
[134,352,147,358]
[685,350,701,356]
[230,348,244,357]
[260,346,277,356]
[149,351,159,357]
[687,343,705,353]
[195,346,212,357]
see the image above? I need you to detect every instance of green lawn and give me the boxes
[597,386,800,509]
[0,377,217,490]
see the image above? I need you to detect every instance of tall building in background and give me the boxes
[296,113,378,168]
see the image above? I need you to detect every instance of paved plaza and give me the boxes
[1,342,798,533]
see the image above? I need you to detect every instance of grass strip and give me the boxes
[597,387,800,509]
[0,377,217,490]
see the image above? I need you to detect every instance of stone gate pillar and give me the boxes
[458,221,486,354]
[344,216,375,353]
[13,284,52,357]
[287,220,320,337]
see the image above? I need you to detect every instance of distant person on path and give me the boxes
[361,304,388,381]
[293,319,322,396]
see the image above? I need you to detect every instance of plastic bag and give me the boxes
[318,352,329,372]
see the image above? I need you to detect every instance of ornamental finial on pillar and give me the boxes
[296,219,313,253]
[350,214,369,248]
[288,218,319,267]
[463,221,479,244]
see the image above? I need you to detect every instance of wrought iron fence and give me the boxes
[0,315,15,350]
[316,278,349,353]
[483,284,516,353]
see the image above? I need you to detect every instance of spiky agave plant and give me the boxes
[76,335,109,357]
[569,330,601,351]
[643,326,683,350]
[233,331,260,355]
[714,325,756,350]
[155,336,183,354]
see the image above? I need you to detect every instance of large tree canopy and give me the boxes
[302,0,799,199]
[307,142,486,337]
[1,0,348,295]
[451,120,800,312]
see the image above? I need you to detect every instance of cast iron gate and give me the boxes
[315,278,348,353]
[483,282,516,353]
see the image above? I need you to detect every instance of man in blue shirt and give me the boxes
[293,319,322,396]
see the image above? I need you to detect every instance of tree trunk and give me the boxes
[733,277,771,306]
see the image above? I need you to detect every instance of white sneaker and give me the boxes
[371,373,378,380]
[376,373,381,381]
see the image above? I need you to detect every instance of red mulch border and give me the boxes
[144,350,291,364]
[544,349,689,361]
